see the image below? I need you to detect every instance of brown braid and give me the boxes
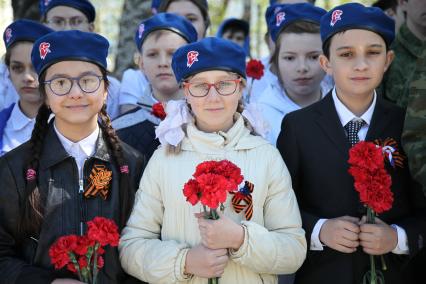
[19,103,52,237]
[98,104,133,230]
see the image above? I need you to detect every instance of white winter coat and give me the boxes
[119,115,306,283]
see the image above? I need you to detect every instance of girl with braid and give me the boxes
[119,37,306,283]
[0,30,145,284]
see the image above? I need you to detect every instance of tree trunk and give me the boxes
[113,0,151,79]
[12,0,40,20]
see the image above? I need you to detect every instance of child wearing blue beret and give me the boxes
[0,30,145,283]
[113,12,197,161]
[277,3,426,284]
[159,0,210,40]
[0,20,53,156]
[40,0,95,32]
[119,37,306,283]
[259,3,332,145]
[39,0,122,120]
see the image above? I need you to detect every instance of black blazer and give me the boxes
[277,93,426,284]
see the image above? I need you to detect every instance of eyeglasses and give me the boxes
[46,16,89,29]
[183,78,242,97]
[44,74,104,96]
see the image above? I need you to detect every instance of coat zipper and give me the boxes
[77,159,88,236]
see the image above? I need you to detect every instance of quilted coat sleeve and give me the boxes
[229,146,307,274]
[119,152,191,283]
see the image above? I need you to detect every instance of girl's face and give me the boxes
[277,32,325,99]
[184,70,243,133]
[139,31,187,99]
[44,60,107,130]
[8,42,41,105]
[166,0,206,39]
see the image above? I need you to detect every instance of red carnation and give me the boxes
[73,236,94,256]
[67,262,77,273]
[183,179,202,205]
[87,217,119,247]
[197,173,229,209]
[78,256,88,269]
[152,102,166,120]
[246,59,264,80]
[49,235,78,269]
[97,256,104,269]
[348,141,384,171]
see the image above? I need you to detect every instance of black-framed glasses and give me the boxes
[44,74,104,96]
[182,78,242,97]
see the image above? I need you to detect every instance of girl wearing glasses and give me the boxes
[0,30,144,283]
[120,37,306,283]
[0,20,53,156]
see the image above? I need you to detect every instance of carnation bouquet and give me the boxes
[348,141,394,284]
[183,160,243,284]
[49,217,119,284]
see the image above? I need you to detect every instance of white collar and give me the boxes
[54,122,99,158]
[332,87,376,127]
[10,102,35,131]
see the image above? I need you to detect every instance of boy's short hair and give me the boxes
[321,31,390,59]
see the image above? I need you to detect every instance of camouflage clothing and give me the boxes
[402,50,426,196]
[381,23,426,108]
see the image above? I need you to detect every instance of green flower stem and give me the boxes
[69,252,84,282]
[93,242,100,284]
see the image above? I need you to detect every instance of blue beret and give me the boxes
[172,37,246,82]
[320,2,395,46]
[40,0,96,23]
[31,30,109,75]
[135,12,198,51]
[3,19,54,49]
[266,3,326,42]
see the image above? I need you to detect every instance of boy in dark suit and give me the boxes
[277,3,426,284]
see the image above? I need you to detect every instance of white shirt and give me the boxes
[54,123,98,180]
[0,63,19,111]
[248,56,279,103]
[310,88,409,255]
[118,68,149,107]
[258,76,333,145]
[1,102,35,154]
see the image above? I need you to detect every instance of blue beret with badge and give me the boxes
[172,37,246,82]
[135,12,198,51]
[31,30,109,75]
[3,19,54,49]
[40,0,96,23]
[320,2,395,46]
[265,3,326,42]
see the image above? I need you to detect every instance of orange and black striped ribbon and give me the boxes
[231,181,254,221]
[84,164,112,200]
[374,138,405,168]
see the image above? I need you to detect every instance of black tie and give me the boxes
[344,120,366,146]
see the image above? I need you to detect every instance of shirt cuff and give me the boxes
[391,224,409,255]
[310,219,327,251]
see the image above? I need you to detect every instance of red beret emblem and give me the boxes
[330,10,343,26]
[39,42,51,60]
[138,23,145,39]
[276,12,286,27]
[4,28,12,43]
[187,50,199,68]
